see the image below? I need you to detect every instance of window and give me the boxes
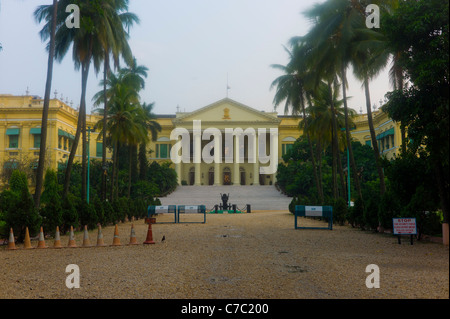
[282,143,294,156]
[34,134,41,148]
[4,160,18,170]
[6,128,20,148]
[9,135,19,148]
[156,143,171,159]
[365,140,372,147]
[96,142,103,157]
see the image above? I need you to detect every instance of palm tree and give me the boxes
[36,0,104,200]
[98,0,138,201]
[303,80,353,199]
[138,102,162,181]
[121,57,149,90]
[35,1,139,200]
[300,0,366,204]
[351,26,390,196]
[95,83,147,200]
[33,0,58,209]
[270,44,323,203]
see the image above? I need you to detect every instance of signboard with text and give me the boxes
[393,218,417,235]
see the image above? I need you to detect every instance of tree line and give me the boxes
[1,1,179,241]
[272,0,448,237]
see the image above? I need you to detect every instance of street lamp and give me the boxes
[340,127,351,207]
[87,126,90,204]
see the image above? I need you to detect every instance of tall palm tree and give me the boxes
[303,80,352,199]
[95,83,147,200]
[35,1,139,200]
[36,0,105,200]
[33,0,58,209]
[300,0,365,204]
[98,0,138,201]
[351,26,390,196]
[270,44,323,203]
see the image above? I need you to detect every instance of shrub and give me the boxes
[61,193,79,233]
[2,170,42,242]
[102,200,114,225]
[378,190,401,230]
[346,197,364,228]
[40,169,63,235]
[78,201,98,230]
[332,197,348,226]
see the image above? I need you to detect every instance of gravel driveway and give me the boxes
[1,211,448,299]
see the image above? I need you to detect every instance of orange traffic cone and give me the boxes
[82,225,92,247]
[96,225,106,247]
[37,226,48,249]
[23,227,33,249]
[7,228,17,250]
[128,224,138,245]
[53,226,62,248]
[67,226,77,248]
[111,224,121,246]
[143,222,155,245]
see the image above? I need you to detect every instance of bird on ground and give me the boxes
[161,235,165,243]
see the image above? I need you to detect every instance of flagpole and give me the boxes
[227,73,228,97]
[226,73,230,98]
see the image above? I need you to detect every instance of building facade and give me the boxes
[0,94,110,185]
[1,94,402,187]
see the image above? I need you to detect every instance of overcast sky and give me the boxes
[0,0,392,116]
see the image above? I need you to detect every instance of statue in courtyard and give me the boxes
[220,193,230,210]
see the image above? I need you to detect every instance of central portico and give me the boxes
[170,98,281,186]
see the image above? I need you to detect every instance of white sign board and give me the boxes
[155,206,170,213]
[304,206,323,217]
[393,218,417,235]
[184,205,199,214]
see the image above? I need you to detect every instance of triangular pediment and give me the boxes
[173,98,280,124]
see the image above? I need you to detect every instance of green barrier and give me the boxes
[294,205,333,230]
[177,205,206,224]
[147,205,177,224]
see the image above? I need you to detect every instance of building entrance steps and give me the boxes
[158,185,292,211]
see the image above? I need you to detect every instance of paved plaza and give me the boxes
[159,185,292,211]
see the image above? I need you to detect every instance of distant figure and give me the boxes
[161,235,165,243]
[221,193,230,210]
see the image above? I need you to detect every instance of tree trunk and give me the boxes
[316,140,324,199]
[328,80,340,199]
[81,95,87,202]
[63,63,90,199]
[336,141,347,201]
[101,53,110,201]
[139,143,148,180]
[303,96,323,204]
[110,140,118,202]
[128,146,132,198]
[34,0,58,209]
[364,77,386,195]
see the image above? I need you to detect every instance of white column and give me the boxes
[194,133,201,185]
[253,134,259,185]
[214,134,221,185]
[271,129,279,184]
[233,134,240,185]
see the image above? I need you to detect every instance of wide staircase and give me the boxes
[158,185,292,211]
